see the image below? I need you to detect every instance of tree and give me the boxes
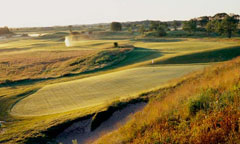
[150,21,159,31]
[161,22,170,30]
[206,20,219,35]
[183,20,197,33]
[128,27,133,34]
[173,20,181,31]
[205,15,239,38]
[138,25,145,34]
[68,25,72,33]
[110,22,122,31]
[215,20,225,35]
[156,26,167,37]
[220,15,239,38]
[114,42,119,48]
[198,16,209,27]
[213,13,228,20]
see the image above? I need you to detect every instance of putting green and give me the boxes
[11,65,206,116]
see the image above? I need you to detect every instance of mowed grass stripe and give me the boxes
[11,65,206,116]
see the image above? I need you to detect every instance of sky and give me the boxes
[1,0,239,28]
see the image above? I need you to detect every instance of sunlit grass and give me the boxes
[11,65,205,116]
[95,56,240,144]
[0,36,240,143]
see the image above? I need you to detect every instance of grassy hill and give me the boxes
[0,39,132,84]
[95,55,240,144]
[1,36,240,144]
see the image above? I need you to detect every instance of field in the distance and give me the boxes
[11,65,206,116]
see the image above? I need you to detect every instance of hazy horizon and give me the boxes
[1,0,239,28]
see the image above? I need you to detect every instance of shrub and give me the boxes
[189,90,213,115]
[114,42,119,48]
[111,22,122,31]
[156,26,167,37]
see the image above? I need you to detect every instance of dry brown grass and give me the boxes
[95,56,240,144]
[0,50,94,82]
[0,48,132,83]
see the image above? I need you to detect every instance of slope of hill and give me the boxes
[95,56,240,144]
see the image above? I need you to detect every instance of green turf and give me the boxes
[11,65,206,116]
[156,46,240,64]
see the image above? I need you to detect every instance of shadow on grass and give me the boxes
[0,48,30,53]
[111,47,162,67]
[156,46,240,64]
[31,43,48,47]
[131,38,184,43]
[63,47,163,76]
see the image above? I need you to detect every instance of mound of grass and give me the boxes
[95,56,240,144]
[110,47,162,68]
[68,48,133,72]
[157,46,240,64]
[0,48,132,85]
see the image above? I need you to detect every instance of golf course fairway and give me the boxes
[11,65,207,116]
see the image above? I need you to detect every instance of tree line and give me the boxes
[183,13,239,38]
[110,13,240,38]
[111,21,169,37]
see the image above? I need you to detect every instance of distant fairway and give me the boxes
[11,65,206,116]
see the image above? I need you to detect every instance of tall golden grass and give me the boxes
[0,48,132,83]
[95,56,240,144]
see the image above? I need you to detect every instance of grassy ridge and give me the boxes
[0,48,132,84]
[157,46,240,64]
[95,56,240,144]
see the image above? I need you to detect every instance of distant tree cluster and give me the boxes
[0,27,11,35]
[206,15,239,38]
[111,22,122,31]
[173,20,181,31]
[111,13,239,38]
[132,21,167,37]
[149,21,168,37]
[138,25,145,34]
[183,20,197,33]
[183,13,240,38]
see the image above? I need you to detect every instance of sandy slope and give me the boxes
[56,102,146,144]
